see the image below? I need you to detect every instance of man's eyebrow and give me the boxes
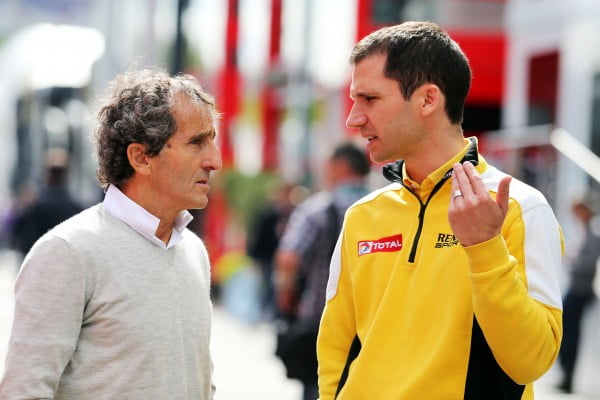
[187,130,217,144]
[349,88,376,100]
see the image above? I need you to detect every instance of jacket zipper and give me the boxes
[403,173,452,263]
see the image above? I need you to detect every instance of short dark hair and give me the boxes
[331,142,370,177]
[94,67,219,189]
[350,21,471,124]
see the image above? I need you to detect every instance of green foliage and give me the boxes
[221,168,281,230]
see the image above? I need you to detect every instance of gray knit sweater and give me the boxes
[0,204,214,399]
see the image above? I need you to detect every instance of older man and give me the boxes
[0,68,222,399]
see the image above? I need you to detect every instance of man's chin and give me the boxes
[188,198,208,210]
[369,152,388,164]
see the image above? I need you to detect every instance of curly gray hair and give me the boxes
[94,68,219,188]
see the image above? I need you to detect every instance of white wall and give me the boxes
[504,0,600,243]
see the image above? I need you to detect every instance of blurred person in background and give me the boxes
[0,186,36,252]
[317,21,564,400]
[557,191,600,393]
[0,67,222,399]
[247,181,296,321]
[11,149,84,256]
[274,142,370,400]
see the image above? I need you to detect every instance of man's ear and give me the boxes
[126,143,152,176]
[418,83,440,117]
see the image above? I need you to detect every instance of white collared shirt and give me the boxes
[103,185,193,249]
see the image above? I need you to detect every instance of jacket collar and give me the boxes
[382,136,480,184]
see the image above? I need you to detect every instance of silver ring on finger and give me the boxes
[453,189,463,200]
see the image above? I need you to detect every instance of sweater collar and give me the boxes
[103,185,193,249]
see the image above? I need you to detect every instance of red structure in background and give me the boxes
[206,0,284,288]
[261,0,283,171]
[450,32,505,107]
[217,0,241,168]
[527,51,559,124]
[200,184,230,285]
[218,0,282,170]
[356,0,375,42]
[205,0,241,280]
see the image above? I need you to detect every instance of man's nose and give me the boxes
[204,141,222,171]
[346,103,366,129]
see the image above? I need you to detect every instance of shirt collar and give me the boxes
[103,185,193,249]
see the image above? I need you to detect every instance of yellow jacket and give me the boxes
[317,138,564,400]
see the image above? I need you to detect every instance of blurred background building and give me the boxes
[1,0,600,398]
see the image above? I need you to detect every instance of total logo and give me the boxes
[357,234,403,257]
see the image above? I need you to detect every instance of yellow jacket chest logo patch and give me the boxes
[358,234,403,256]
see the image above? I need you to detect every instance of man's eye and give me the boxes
[189,140,206,149]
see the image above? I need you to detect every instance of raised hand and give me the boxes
[448,161,512,247]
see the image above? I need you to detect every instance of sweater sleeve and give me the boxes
[317,230,357,400]
[465,202,564,384]
[0,235,85,398]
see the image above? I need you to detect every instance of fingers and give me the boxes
[451,162,474,199]
[450,165,461,201]
[449,161,512,247]
[496,175,512,213]
[452,161,484,201]
[463,161,487,195]
[452,161,510,203]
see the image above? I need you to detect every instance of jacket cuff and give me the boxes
[463,234,511,274]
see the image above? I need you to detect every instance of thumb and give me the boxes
[496,175,512,214]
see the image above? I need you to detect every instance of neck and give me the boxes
[154,221,174,245]
[404,128,465,183]
[120,181,178,245]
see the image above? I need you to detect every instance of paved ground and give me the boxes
[0,249,598,399]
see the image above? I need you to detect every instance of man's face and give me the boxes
[147,95,222,213]
[346,53,423,163]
